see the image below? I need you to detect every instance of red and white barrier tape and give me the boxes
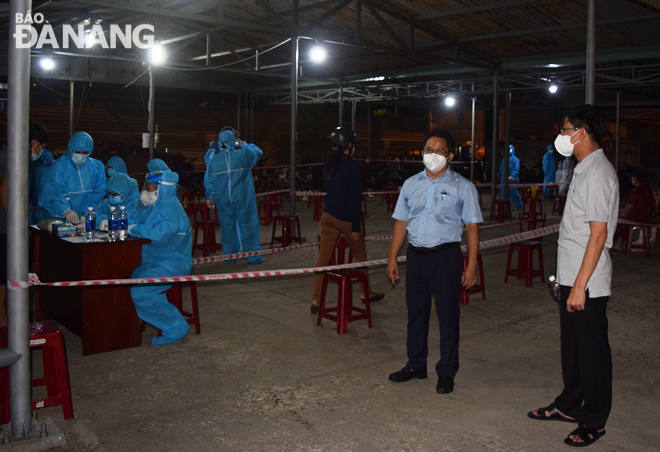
[255,189,289,197]
[474,182,559,188]
[10,224,560,289]
[192,241,320,265]
[617,219,660,228]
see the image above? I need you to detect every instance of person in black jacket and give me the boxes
[310,127,384,313]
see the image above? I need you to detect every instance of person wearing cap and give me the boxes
[39,131,105,224]
[542,144,557,198]
[612,168,655,252]
[386,128,482,395]
[310,127,384,314]
[500,144,524,210]
[204,126,264,264]
[128,170,193,346]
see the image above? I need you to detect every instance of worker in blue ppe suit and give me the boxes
[204,127,264,264]
[105,156,128,178]
[500,144,524,210]
[541,144,557,198]
[99,173,140,219]
[129,171,193,346]
[39,131,105,224]
[204,141,218,166]
[28,121,54,225]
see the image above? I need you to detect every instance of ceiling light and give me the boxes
[40,58,55,70]
[150,42,166,65]
[309,45,327,63]
[549,84,558,94]
[444,96,456,107]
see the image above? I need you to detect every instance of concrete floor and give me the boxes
[11,197,660,451]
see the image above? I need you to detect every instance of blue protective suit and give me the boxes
[100,173,140,219]
[29,148,54,224]
[129,171,193,346]
[39,132,106,218]
[147,158,170,173]
[500,145,524,210]
[204,129,263,264]
[541,145,557,198]
[106,156,127,177]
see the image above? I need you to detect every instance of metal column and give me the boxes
[69,81,74,138]
[503,92,511,200]
[367,103,372,161]
[351,100,357,132]
[470,96,476,182]
[490,70,499,202]
[236,93,241,132]
[289,36,299,214]
[244,93,249,138]
[615,91,621,174]
[7,0,33,438]
[338,85,344,126]
[148,65,156,160]
[586,0,596,104]
[250,98,254,143]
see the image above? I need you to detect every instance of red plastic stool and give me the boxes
[192,204,221,257]
[183,192,201,216]
[489,199,512,223]
[552,195,566,215]
[317,270,372,334]
[626,226,650,258]
[156,283,201,335]
[385,193,398,214]
[313,196,325,221]
[362,195,368,218]
[271,215,302,247]
[1,322,74,424]
[521,197,543,218]
[461,254,486,305]
[318,235,354,266]
[258,196,281,226]
[504,240,545,287]
[519,212,547,233]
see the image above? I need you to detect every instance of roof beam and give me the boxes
[300,0,354,34]
[414,0,542,21]
[362,0,408,50]
[255,0,292,32]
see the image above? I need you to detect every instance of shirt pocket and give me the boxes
[433,193,462,223]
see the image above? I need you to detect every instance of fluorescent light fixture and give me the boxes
[444,96,456,107]
[547,64,560,68]
[309,45,327,63]
[549,84,558,94]
[40,58,55,70]
[150,42,166,64]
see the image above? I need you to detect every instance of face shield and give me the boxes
[140,173,176,206]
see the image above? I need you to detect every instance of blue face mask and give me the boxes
[108,195,122,205]
[71,153,89,166]
[107,168,116,177]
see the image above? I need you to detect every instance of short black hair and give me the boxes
[29,121,50,145]
[422,128,455,154]
[563,104,607,146]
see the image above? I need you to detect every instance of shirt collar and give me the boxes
[574,148,603,175]
[419,167,454,182]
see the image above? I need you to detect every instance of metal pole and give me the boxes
[250,98,254,143]
[351,100,357,132]
[490,70,499,202]
[7,0,33,438]
[615,90,620,174]
[236,93,241,132]
[503,91,511,200]
[470,96,476,182]
[586,0,596,104]
[148,65,155,160]
[289,36,299,215]
[367,103,372,162]
[244,93,249,138]
[69,80,74,138]
[338,85,344,126]
[206,33,211,67]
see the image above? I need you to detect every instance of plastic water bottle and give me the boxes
[118,206,128,241]
[548,275,561,303]
[108,206,119,242]
[84,207,96,242]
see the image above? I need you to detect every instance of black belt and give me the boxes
[409,242,459,255]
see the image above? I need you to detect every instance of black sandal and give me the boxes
[310,304,320,314]
[564,425,606,447]
[527,403,576,423]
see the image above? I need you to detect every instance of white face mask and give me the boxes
[71,152,89,166]
[554,130,581,157]
[423,153,447,173]
[140,190,158,206]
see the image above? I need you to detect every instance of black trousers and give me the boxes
[554,285,612,429]
[405,244,463,377]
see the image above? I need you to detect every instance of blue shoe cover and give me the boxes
[152,336,179,346]
[246,256,265,264]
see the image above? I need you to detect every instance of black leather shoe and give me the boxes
[361,293,385,303]
[436,376,454,394]
[310,305,320,314]
[388,367,427,382]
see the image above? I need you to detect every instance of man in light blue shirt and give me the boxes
[387,128,482,395]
